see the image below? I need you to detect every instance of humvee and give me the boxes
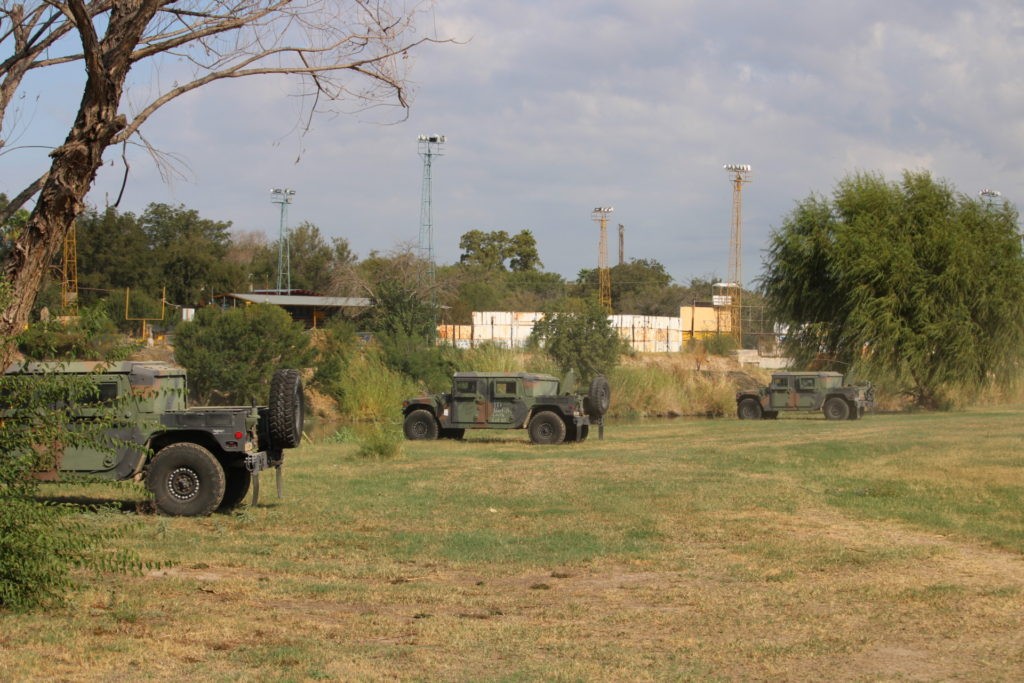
[736,371,873,420]
[3,361,304,516]
[402,372,610,444]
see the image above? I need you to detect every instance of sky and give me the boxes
[4,0,1024,289]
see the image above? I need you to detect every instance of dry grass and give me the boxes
[2,409,1023,681]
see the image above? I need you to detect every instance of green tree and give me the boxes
[174,304,312,405]
[140,204,245,305]
[252,223,354,293]
[529,299,626,381]
[76,207,153,302]
[458,229,542,272]
[761,170,1024,407]
[576,258,687,315]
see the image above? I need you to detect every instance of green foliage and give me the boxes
[761,170,1024,408]
[174,304,313,404]
[0,294,143,610]
[529,299,626,381]
[576,258,692,316]
[309,320,359,401]
[249,222,354,293]
[458,229,542,272]
[377,331,456,391]
[702,333,737,357]
[17,305,133,361]
[355,423,403,459]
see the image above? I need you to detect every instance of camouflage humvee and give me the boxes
[3,361,304,516]
[736,371,873,420]
[402,371,610,444]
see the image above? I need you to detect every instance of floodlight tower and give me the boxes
[618,223,625,266]
[591,206,614,313]
[270,188,296,293]
[723,164,751,344]
[418,134,446,285]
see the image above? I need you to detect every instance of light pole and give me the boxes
[723,164,751,345]
[591,206,614,313]
[270,188,295,294]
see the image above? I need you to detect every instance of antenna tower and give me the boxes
[723,164,751,344]
[270,188,295,293]
[591,207,614,313]
[418,135,445,285]
[618,223,625,266]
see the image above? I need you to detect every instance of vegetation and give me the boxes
[173,304,313,405]
[1,409,1021,677]
[530,299,628,381]
[0,283,141,611]
[761,170,1024,408]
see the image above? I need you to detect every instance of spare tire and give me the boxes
[269,369,305,449]
[584,375,611,418]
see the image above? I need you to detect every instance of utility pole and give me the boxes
[591,206,614,313]
[270,188,295,294]
[723,164,751,345]
[618,223,625,266]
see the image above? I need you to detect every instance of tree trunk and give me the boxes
[0,0,160,370]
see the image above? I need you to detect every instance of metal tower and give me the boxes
[723,164,751,344]
[618,223,625,266]
[418,135,445,283]
[270,188,295,293]
[591,206,614,313]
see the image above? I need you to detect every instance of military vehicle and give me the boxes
[402,371,610,444]
[736,371,873,420]
[3,361,304,516]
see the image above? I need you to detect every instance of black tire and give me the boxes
[147,443,226,517]
[529,410,567,445]
[824,397,850,421]
[269,369,304,449]
[737,397,763,420]
[584,375,611,418]
[404,409,439,440]
[219,466,252,511]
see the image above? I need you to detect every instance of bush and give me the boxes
[174,304,313,404]
[529,299,626,381]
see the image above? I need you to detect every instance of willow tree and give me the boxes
[761,170,1024,408]
[0,0,443,368]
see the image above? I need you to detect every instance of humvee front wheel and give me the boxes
[404,410,439,440]
[737,398,763,420]
[148,443,226,516]
[529,410,567,445]
[823,397,850,420]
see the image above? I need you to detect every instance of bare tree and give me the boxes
[0,0,443,366]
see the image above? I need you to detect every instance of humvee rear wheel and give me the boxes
[823,397,850,420]
[148,443,226,516]
[529,410,567,445]
[269,369,305,449]
[404,410,439,440]
[219,467,252,511]
[737,398,763,420]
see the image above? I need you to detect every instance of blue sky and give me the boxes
[4,0,1024,287]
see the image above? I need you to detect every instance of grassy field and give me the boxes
[2,408,1023,681]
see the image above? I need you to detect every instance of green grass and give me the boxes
[3,408,1024,680]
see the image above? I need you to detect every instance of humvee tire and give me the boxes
[823,397,850,421]
[529,410,567,445]
[737,397,763,420]
[148,443,226,516]
[585,375,611,418]
[269,369,304,449]
[219,467,252,511]
[404,409,439,440]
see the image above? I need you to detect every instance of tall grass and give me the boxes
[335,347,418,421]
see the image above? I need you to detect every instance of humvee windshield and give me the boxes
[523,379,559,397]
